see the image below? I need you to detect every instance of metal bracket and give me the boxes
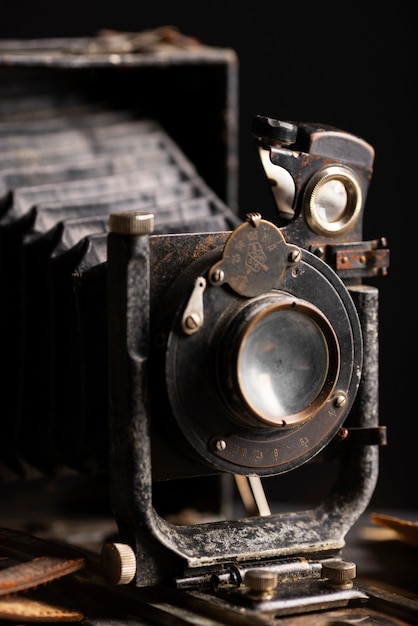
[327,238,390,279]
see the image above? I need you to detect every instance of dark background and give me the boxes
[0,3,414,511]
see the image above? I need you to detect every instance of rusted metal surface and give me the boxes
[332,238,390,278]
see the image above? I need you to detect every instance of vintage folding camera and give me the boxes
[2,31,416,626]
[97,115,407,623]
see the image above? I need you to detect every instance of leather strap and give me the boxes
[0,555,85,595]
[0,595,84,622]
[0,527,86,622]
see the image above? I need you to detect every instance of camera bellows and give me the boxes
[0,87,240,477]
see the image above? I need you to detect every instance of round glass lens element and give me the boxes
[315,179,347,223]
[304,165,362,236]
[238,308,329,424]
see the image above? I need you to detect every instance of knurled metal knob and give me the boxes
[100,542,136,585]
[321,560,356,589]
[244,568,278,599]
[109,211,154,235]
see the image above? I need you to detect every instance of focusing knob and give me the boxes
[109,211,154,235]
[245,568,278,600]
[252,115,298,146]
[321,560,356,589]
[100,542,137,585]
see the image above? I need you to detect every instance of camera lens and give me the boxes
[219,294,339,429]
[163,238,361,476]
[238,307,329,424]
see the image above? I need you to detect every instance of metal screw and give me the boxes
[245,568,278,600]
[246,212,262,227]
[334,393,347,408]
[337,427,349,440]
[210,268,225,284]
[289,249,301,263]
[311,246,325,258]
[321,560,356,589]
[212,438,227,451]
[184,313,201,330]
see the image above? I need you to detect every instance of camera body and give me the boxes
[0,33,400,622]
[104,116,389,592]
